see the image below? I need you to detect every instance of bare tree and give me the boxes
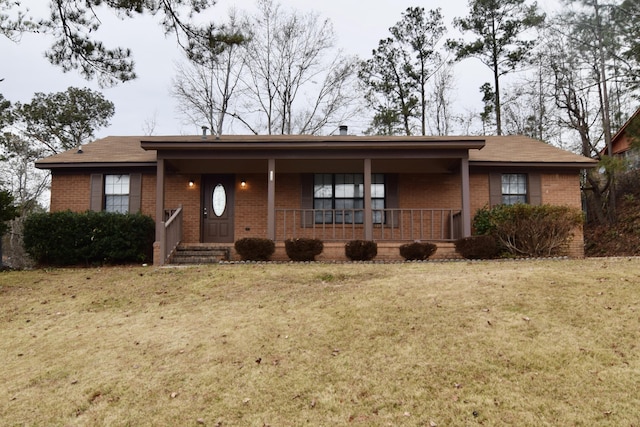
[142,112,158,136]
[172,12,248,136]
[426,64,456,135]
[238,0,359,135]
[0,134,49,268]
[546,0,640,223]
[501,53,558,142]
[545,27,615,225]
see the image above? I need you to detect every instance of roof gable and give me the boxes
[610,107,640,155]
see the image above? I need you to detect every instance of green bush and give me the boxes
[345,240,377,261]
[284,238,323,261]
[472,204,583,257]
[234,237,275,261]
[472,204,494,235]
[399,241,437,261]
[23,211,155,266]
[454,235,499,259]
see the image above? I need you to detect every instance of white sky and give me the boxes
[0,0,558,138]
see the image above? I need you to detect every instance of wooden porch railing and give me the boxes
[161,205,183,263]
[275,208,462,242]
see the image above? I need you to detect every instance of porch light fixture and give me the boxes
[240,179,247,189]
[188,179,195,188]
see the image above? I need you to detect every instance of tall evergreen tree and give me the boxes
[16,87,114,155]
[360,7,446,135]
[448,0,545,135]
[1,0,218,86]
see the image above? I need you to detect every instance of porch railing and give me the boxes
[161,205,183,263]
[275,208,462,242]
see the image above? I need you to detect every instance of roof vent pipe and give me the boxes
[339,125,348,136]
[201,126,209,139]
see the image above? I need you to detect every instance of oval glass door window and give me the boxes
[212,183,227,216]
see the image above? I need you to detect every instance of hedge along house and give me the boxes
[36,133,597,265]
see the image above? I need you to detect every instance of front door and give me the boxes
[202,175,235,243]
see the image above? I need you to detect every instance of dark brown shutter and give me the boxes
[128,173,142,213]
[300,174,314,227]
[528,173,542,205]
[89,174,103,212]
[385,173,399,227]
[489,173,502,206]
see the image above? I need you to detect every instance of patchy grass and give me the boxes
[1,259,639,426]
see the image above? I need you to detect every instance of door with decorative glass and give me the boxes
[202,175,235,243]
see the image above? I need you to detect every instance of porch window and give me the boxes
[501,173,527,205]
[104,174,130,213]
[313,173,385,224]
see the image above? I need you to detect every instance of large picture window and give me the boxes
[501,173,527,205]
[313,173,385,224]
[104,174,130,213]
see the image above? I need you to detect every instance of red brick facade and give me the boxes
[49,168,586,260]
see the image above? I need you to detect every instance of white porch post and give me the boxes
[461,157,471,237]
[267,158,276,240]
[364,158,373,240]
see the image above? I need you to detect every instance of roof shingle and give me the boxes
[35,134,597,168]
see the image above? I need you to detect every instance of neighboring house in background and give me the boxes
[609,108,640,169]
[36,133,597,264]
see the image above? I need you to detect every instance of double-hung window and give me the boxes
[104,174,130,213]
[313,173,385,224]
[501,173,527,205]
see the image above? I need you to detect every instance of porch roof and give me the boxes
[35,134,597,170]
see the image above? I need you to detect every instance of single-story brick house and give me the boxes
[36,133,597,264]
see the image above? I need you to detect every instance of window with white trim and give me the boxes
[104,174,130,213]
[501,173,527,205]
[313,173,385,224]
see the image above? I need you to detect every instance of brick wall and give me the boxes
[235,173,270,239]
[49,168,587,258]
[541,172,585,258]
[50,171,159,215]
[50,173,91,212]
[398,174,461,209]
[470,173,491,214]
[140,174,157,217]
[164,174,201,242]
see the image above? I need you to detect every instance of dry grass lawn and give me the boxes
[1,258,639,426]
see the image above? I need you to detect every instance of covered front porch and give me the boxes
[140,135,485,265]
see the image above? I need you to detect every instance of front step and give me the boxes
[170,245,231,264]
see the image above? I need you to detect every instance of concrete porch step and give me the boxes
[170,245,231,264]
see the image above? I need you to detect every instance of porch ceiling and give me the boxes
[165,158,460,174]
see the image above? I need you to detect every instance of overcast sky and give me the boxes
[0,0,557,138]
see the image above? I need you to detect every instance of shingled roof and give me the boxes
[35,134,597,169]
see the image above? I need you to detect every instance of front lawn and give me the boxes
[1,259,638,426]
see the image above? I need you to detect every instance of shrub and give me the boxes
[234,237,275,261]
[455,235,499,259]
[284,238,323,261]
[472,204,583,257]
[22,210,155,266]
[345,240,377,261]
[399,241,437,261]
